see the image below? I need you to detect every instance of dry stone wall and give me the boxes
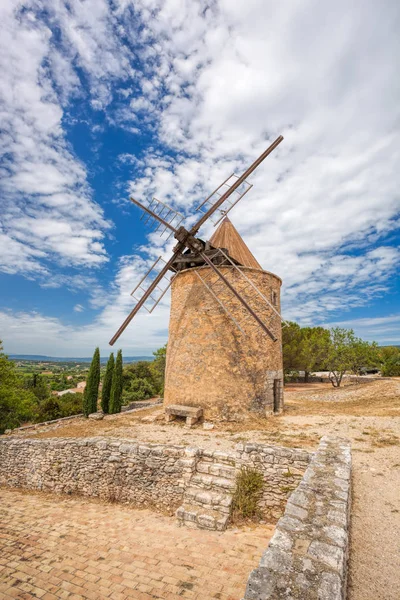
[236,443,311,520]
[242,436,351,600]
[0,437,311,522]
[0,437,189,512]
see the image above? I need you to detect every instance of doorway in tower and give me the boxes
[273,379,282,413]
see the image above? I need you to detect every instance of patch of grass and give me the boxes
[282,468,293,478]
[231,466,264,522]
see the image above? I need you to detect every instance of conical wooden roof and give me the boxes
[209,217,262,270]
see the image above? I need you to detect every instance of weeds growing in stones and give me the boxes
[231,466,264,521]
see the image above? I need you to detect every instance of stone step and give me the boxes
[196,460,237,480]
[201,450,236,466]
[191,473,236,491]
[185,487,232,513]
[176,504,230,531]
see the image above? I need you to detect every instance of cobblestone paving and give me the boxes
[0,489,273,600]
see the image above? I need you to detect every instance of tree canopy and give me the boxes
[0,341,38,433]
[282,324,381,387]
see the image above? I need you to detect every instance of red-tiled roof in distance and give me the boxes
[209,217,262,270]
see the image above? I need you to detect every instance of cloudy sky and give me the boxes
[0,0,399,357]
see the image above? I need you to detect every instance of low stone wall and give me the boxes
[0,437,189,513]
[4,399,162,435]
[236,443,311,520]
[242,436,351,599]
[0,436,312,524]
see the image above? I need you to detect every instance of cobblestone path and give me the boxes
[0,488,273,600]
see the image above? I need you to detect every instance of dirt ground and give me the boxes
[7,377,400,600]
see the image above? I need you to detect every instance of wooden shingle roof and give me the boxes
[209,217,262,270]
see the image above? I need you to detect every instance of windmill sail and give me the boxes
[109,135,284,345]
[196,174,252,226]
[131,256,176,313]
[131,197,184,239]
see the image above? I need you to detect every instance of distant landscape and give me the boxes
[8,355,153,364]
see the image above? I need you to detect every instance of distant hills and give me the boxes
[9,354,153,364]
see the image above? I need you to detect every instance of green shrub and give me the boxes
[36,398,62,422]
[380,346,400,376]
[36,392,83,423]
[122,378,155,403]
[59,392,83,417]
[231,467,264,521]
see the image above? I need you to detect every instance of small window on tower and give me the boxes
[271,290,277,306]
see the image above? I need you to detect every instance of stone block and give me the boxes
[88,412,104,420]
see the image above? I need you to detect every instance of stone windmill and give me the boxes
[110,136,286,418]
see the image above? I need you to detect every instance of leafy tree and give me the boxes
[298,326,330,382]
[122,360,155,403]
[149,344,167,395]
[36,392,83,422]
[83,347,100,416]
[282,323,330,381]
[326,328,358,387]
[380,346,400,376]
[36,398,62,422]
[349,339,380,376]
[27,374,50,401]
[0,341,37,433]
[123,360,154,383]
[59,392,83,417]
[123,378,156,403]
[110,349,123,414]
[101,352,114,414]
[282,322,303,374]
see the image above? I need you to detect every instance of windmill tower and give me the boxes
[110,136,285,418]
[164,217,283,418]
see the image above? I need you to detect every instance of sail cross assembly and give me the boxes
[109,135,284,346]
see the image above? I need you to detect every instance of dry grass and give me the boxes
[9,378,400,454]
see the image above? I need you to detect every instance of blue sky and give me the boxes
[0,0,399,356]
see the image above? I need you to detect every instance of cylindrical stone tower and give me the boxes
[164,218,283,419]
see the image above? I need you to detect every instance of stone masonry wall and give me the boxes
[0,437,311,522]
[164,266,284,418]
[236,442,311,520]
[0,437,190,513]
[243,436,351,600]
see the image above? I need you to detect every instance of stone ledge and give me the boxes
[242,436,351,600]
[165,404,203,417]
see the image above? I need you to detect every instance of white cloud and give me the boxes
[1,0,399,354]
[0,255,170,356]
[325,314,400,345]
[0,0,115,278]
[121,0,400,327]
[73,304,84,313]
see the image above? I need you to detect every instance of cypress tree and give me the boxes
[101,352,114,414]
[83,347,100,417]
[110,349,123,414]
